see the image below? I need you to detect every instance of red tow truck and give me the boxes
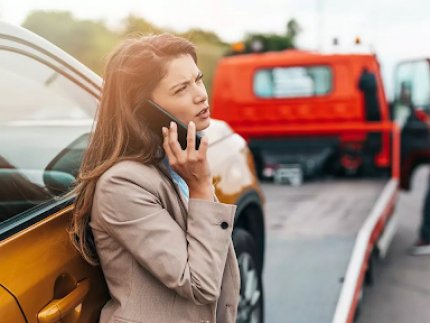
[211,49,430,322]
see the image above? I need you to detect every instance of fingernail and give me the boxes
[189,121,194,127]
[170,121,175,127]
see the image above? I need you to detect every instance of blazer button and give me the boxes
[221,221,229,229]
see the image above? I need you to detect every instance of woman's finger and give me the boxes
[197,135,209,160]
[186,121,196,153]
[168,122,185,162]
[162,127,176,164]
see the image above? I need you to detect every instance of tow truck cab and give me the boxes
[211,50,430,187]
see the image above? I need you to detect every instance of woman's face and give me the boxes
[151,54,210,131]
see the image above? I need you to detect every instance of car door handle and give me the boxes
[38,278,90,323]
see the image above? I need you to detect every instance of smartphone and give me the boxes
[143,99,202,150]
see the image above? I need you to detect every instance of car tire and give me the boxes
[233,228,264,323]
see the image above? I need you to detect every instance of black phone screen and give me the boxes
[143,99,202,150]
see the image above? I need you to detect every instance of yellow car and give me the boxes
[0,22,265,323]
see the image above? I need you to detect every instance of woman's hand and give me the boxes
[162,121,214,201]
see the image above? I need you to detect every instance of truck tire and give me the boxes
[233,228,264,323]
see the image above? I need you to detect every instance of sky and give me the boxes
[2,0,430,97]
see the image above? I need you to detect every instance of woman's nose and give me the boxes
[193,83,208,104]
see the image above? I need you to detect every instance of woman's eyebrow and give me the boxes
[170,71,203,91]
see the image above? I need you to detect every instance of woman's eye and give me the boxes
[176,86,186,94]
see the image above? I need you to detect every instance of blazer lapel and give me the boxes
[157,162,189,214]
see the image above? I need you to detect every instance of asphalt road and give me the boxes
[261,166,430,323]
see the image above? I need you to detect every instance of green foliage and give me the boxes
[286,19,301,40]
[121,14,163,37]
[227,18,301,55]
[244,33,294,52]
[179,28,227,46]
[22,11,120,75]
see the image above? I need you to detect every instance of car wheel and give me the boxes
[233,228,264,323]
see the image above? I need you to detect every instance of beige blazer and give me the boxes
[89,160,240,323]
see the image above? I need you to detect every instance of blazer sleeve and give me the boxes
[94,172,237,305]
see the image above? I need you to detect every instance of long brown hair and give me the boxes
[70,34,197,265]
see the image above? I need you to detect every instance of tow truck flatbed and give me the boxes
[263,177,398,323]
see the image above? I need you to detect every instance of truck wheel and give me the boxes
[233,228,264,323]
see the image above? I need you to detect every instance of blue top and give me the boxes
[162,157,189,202]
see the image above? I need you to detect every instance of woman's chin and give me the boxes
[196,118,211,131]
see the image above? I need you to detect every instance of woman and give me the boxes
[70,34,240,323]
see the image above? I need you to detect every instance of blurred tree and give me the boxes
[180,28,226,45]
[121,15,162,36]
[286,19,301,41]
[227,18,301,55]
[22,11,119,75]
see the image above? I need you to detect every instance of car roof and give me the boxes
[0,20,102,90]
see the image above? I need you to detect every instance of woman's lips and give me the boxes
[196,107,210,119]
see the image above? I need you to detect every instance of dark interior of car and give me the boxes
[0,133,89,222]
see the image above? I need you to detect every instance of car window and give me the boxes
[394,60,430,111]
[0,49,97,224]
[253,65,332,98]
